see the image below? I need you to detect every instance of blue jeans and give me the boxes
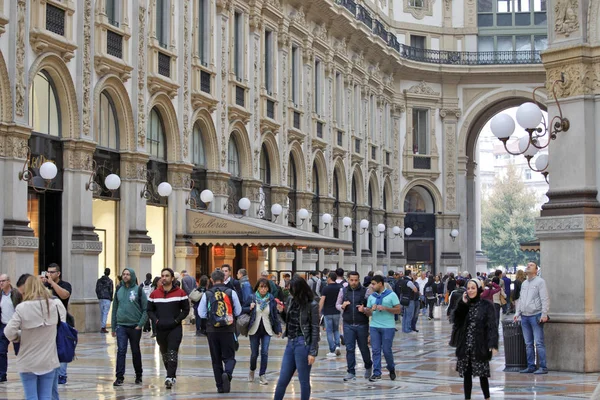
[98,299,111,329]
[0,323,20,377]
[249,332,271,376]
[20,370,55,400]
[323,314,340,352]
[58,363,67,378]
[274,337,312,400]
[343,324,372,375]
[521,313,547,370]
[411,300,420,331]
[370,327,396,376]
[52,368,59,400]
[420,295,427,315]
[115,325,143,379]
[402,301,415,333]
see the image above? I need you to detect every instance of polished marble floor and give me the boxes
[1,312,597,399]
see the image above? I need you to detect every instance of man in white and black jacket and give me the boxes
[147,268,190,389]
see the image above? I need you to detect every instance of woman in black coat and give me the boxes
[451,279,498,400]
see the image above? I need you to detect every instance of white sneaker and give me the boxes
[259,375,268,385]
[326,352,337,357]
[248,370,255,382]
[335,347,341,356]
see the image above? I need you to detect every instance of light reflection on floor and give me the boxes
[1,314,597,399]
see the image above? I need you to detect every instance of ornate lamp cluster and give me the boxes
[490,74,570,183]
[18,147,59,193]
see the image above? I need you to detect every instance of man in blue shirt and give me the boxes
[362,275,400,382]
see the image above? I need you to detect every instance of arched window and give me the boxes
[351,176,358,253]
[367,183,373,252]
[287,154,298,226]
[259,144,271,219]
[404,186,435,213]
[192,122,206,167]
[228,136,241,177]
[29,71,61,137]
[312,162,320,232]
[148,108,166,160]
[98,91,119,150]
[333,169,340,238]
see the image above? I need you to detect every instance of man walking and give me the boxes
[514,262,550,374]
[42,263,72,385]
[395,270,419,333]
[180,270,197,324]
[411,272,421,332]
[199,269,242,393]
[336,271,372,381]
[0,274,21,382]
[111,268,148,386]
[307,271,322,297]
[363,275,400,381]
[96,268,114,334]
[147,268,190,389]
[319,271,342,357]
[415,271,428,317]
[236,269,253,305]
[221,264,242,299]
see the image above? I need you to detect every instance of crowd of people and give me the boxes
[0,261,549,400]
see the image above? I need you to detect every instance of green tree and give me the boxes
[481,164,540,269]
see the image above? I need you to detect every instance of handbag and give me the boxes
[56,306,78,363]
[189,288,203,303]
[500,292,507,306]
[236,313,251,337]
[400,296,410,307]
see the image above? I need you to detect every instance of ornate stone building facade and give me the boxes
[0,0,549,333]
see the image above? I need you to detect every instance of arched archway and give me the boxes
[28,53,80,139]
[260,132,281,184]
[333,157,348,202]
[229,122,253,179]
[311,150,328,195]
[399,179,442,213]
[368,172,381,209]
[351,165,365,205]
[190,109,219,171]
[147,93,181,162]
[94,75,135,152]
[289,141,307,192]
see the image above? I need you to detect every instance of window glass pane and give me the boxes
[228,138,240,177]
[234,12,243,78]
[534,35,548,51]
[30,72,61,137]
[413,109,428,155]
[291,46,298,104]
[314,60,320,114]
[497,0,513,12]
[478,36,494,52]
[478,0,493,12]
[199,0,206,63]
[515,13,531,25]
[108,101,117,149]
[410,35,426,49]
[497,36,513,51]
[149,108,165,160]
[497,13,513,25]
[192,123,205,166]
[514,0,529,11]
[106,0,116,23]
[533,0,546,11]
[156,0,165,45]
[534,12,547,25]
[516,35,531,51]
[478,14,494,26]
[99,93,109,147]
[264,30,272,93]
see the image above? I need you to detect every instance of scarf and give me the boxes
[372,288,392,305]
[255,291,271,311]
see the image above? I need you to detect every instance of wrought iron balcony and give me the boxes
[334,0,542,65]
[158,52,171,77]
[106,30,123,59]
[293,111,301,130]
[46,4,66,36]
[266,99,275,119]
[235,85,245,107]
[200,70,211,93]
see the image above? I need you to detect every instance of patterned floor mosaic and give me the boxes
[1,313,597,399]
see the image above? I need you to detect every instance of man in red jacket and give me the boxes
[147,268,190,389]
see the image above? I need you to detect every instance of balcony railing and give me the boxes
[266,99,275,119]
[293,111,301,130]
[316,121,323,138]
[413,156,431,169]
[337,130,343,146]
[106,30,123,59]
[334,0,542,65]
[200,70,211,93]
[46,4,66,36]
[158,52,171,77]
[235,85,245,107]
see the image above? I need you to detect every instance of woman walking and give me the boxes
[274,276,319,400]
[512,270,526,314]
[423,276,437,320]
[451,279,498,400]
[244,278,282,385]
[4,276,67,400]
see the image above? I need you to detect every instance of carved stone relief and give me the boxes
[183,0,190,160]
[15,0,26,118]
[407,81,440,96]
[82,0,92,138]
[444,123,457,211]
[403,0,434,19]
[554,0,580,37]
[137,5,147,149]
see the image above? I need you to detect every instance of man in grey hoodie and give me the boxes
[514,262,550,375]
[111,268,148,386]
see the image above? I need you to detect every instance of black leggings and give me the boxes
[464,373,490,399]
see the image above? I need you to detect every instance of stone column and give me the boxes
[465,160,477,274]
[247,246,266,283]
[387,212,406,269]
[535,8,600,370]
[276,247,295,274]
[243,179,262,218]
[167,163,194,269]
[120,154,154,279]
[437,213,462,274]
[296,192,314,232]
[206,171,230,214]
[213,245,236,270]
[0,124,38,278]
[62,141,103,333]
[271,186,289,226]
[174,234,199,274]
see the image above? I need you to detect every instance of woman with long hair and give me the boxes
[274,275,319,400]
[244,278,282,385]
[4,276,66,400]
[451,279,498,400]
[512,269,526,313]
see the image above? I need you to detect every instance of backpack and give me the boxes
[425,286,435,300]
[55,305,78,363]
[141,281,153,298]
[308,277,320,297]
[207,287,234,327]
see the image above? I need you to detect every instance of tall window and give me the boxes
[29,71,61,137]
[148,108,166,160]
[98,91,119,150]
[410,35,426,49]
[288,155,298,227]
[335,72,343,124]
[333,170,340,238]
[234,11,244,80]
[291,45,299,105]
[370,95,375,142]
[314,59,321,115]
[264,30,273,94]
[353,85,360,132]
[198,0,209,64]
[383,103,390,147]
[312,163,320,233]
[156,0,170,48]
[192,122,206,167]
[412,108,429,155]
[259,144,272,220]
[105,0,118,26]
[351,177,358,254]
[228,136,241,177]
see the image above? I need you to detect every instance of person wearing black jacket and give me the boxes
[147,268,190,389]
[447,279,466,320]
[96,268,114,334]
[336,271,372,382]
[451,279,498,400]
[221,264,242,299]
[274,276,319,400]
